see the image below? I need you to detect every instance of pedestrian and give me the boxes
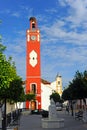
[66,105,69,114]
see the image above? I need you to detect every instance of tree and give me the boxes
[25,93,35,101]
[0,44,25,103]
[62,87,72,101]
[50,91,61,103]
[62,70,87,116]
[9,78,25,102]
[62,70,87,101]
[0,44,24,130]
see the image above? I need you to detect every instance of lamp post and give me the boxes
[2,98,7,130]
[0,20,2,43]
[0,102,3,129]
[0,20,6,130]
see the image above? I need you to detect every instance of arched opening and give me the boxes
[31,83,37,94]
[32,23,35,29]
[31,101,36,110]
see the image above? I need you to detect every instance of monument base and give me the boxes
[42,118,64,128]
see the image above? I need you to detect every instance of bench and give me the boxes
[75,111,83,120]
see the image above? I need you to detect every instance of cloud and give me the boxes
[39,0,87,84]
[14,54,26,80]
[41,43,87,63]
[0,9,10,14]
[58,0,87,26]
[0,9,21,18]
[41,20,87,46]
[4,37,26,80]
[2,0,87,86]
[45,8,58,14]
[11,12,20,17]
[40,1,87,46]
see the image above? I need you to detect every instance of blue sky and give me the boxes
[0,0,87,88]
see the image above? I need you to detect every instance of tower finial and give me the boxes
[29,17,37,30]
[29,17,36,22]
[56,73,61,79]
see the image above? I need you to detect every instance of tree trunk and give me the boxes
[70,101,73,116]
[2,98,6,130]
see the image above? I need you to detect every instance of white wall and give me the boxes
[51,81,56,91]
[41,83,53,110]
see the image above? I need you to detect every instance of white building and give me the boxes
[6,74,63,112]
[41,74,63,110]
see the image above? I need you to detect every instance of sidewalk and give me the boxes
[18,111,87,130]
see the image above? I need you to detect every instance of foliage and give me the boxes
[62,70,87,101]
[0,44,24,103]
[9,78,25,102]
[0,44,6,53]
[25,93,35,101]
[50,91,61,103]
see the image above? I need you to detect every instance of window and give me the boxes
[31,84,36,94]
[58,81,60,85]
[32,23,35,29]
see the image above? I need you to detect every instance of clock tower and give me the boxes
[26,17,41,110]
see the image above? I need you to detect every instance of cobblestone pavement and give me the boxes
[18,110,87,130]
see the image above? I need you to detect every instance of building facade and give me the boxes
[26,17,63,110]
[26,17,41,110]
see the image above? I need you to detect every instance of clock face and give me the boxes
[31,35,36,40]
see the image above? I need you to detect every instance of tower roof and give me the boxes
[29,17,36,22]
[56,73,61,78]
[41,79,51,85]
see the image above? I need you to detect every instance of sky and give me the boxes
[0,0,87,88]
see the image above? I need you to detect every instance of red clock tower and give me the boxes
[26,17,41,110]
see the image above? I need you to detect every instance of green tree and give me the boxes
[0,44,24,130]
[50,91,61,103]
[25,93,35,101]
[62,87,72,101]
[62,70,87,116]
[0,44,24,101]
[9,78,24,102]
[62,70,87,101]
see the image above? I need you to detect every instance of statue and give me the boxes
[42,98,64,128]
[49,98,57,119]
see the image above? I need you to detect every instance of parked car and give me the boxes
[31,109,49,117]
[41,109,49,118]
[31,109,41,115]
[56,105,62,111]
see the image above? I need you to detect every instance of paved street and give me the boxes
[16,110,87,130]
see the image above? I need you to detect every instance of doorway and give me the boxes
[31,101,36,110]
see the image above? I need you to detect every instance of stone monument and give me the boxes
[42,98,64,128]
[49,98,57,119]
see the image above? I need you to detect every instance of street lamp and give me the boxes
[0,20,2,43]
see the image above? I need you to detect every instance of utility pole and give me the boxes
[0,20,2,43]
[0,20,6,130]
